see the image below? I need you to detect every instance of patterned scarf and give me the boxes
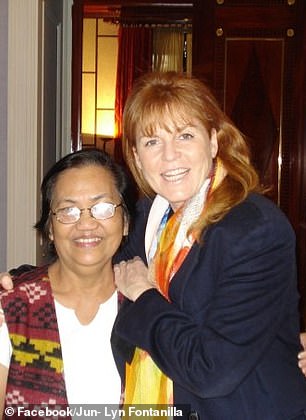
[124,159,224,408]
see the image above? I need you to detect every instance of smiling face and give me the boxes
[133,118,218,211]
[49,165,127,273]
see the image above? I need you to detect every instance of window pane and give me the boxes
[96,109,115,137]
[83,19,96,72]
[82,73,95,135]
[97,37,118,109]
[98,19,118,36]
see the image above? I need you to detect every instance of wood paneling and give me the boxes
[193,0,306,326]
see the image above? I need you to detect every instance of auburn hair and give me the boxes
[122,72,264,240]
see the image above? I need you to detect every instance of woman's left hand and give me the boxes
[114,257,155,302]
[298,332,306,377]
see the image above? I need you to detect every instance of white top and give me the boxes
[0,293,121,404]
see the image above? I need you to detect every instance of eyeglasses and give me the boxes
[51,202,122,224]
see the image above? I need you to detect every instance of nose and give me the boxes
[76,208,98,229]
[162,139,179,161]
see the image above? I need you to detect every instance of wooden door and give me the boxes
[42,0,63,173]
[37,0,64,264]
[193,0,306,326]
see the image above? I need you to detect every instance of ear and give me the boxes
[210,129,218,159]
[132,146,142,171]
[49,224,54,242]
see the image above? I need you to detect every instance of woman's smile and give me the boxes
[73,236,103,247]
[161,167,190,183]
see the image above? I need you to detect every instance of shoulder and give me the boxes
[205,193,295,249]
[223,193,293,233]
[13,264,49,285]
[136,196,154,217]
[238,193,288,216]
[129,196,154,229]
[0,266,52,328]
[0,265,50,300]
[129,196,155,235]
[114,197,153,263]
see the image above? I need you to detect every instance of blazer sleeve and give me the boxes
[113,196,301,398]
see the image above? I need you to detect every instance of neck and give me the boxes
[48,260,116,304]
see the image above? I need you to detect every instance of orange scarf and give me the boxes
[124,160,223,408]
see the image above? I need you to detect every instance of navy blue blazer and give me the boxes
[112,193,306,419]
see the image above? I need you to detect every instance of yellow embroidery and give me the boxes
[10,334,26,347]
[31,339,61,355]
[13,349,40,367]
[44,356,63,372]
[10,334,63,373]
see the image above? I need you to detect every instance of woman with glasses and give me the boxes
[1,73,306,419]
[0,149,134,413]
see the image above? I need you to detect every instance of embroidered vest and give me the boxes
[0,266,69,406]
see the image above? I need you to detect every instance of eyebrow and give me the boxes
[139,123,196,139]
[53,193,112,207]
[177,122,197,131]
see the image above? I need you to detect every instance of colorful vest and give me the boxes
[0,265,69,406]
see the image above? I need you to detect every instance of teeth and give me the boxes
[162,168,189,181]
[75,237,101,244]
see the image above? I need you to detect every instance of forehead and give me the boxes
[137,115,208,141]
[137,108,194,137]
[52,165,118,199]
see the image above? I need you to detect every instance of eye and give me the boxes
[92,202,115,219]
[60,207,79,216]
[178,132,194,141]
[53,206,80,223]
[144,138,159,147]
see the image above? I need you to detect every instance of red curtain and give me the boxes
[114,25,153,163]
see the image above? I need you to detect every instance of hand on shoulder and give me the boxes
[0,272,13,292]
[0,272,13,327]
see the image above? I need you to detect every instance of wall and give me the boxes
[6,0,42,270]
[3,0,72,270]
[0,0,8,271]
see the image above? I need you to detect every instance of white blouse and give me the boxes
[0,292,121,404]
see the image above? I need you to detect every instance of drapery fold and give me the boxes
[114,24,191,163]
[114,26,152,162]
[152,28,184,73]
